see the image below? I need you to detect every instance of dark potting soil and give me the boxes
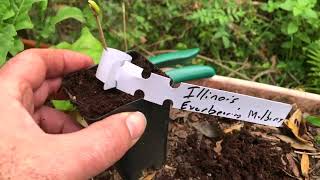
[153,113,293,180]
[62,51,167,120]
[164,131,291,180]
[96,112,294,180]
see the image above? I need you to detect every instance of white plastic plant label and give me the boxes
[96,49,292,127]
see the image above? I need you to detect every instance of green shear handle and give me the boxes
[149,48,215,83]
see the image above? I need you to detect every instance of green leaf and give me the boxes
[296,32,311,43]
[39,0,48,11]
[10,0,46,30]
[0,0,14,20]
[280,0,294,11]
[306,115,320,127]
[41,6,85,39]
[0,34,12,66]
[52,100,75,111]
[55,42,72,49]
[55,27,103,64]
[9,38,24,56]
[222,36,230,48]
[281,41,292,49]
[287,22,298,35]
[304,9,318,19]
[83,6,97,29]
[52,6,85,25]
[292,7,303,16]
[14,13,33,30]
[0,24,17,66]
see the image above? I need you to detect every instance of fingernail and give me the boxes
[126,112,147,140]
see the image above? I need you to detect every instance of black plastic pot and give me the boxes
[87,99,170,180]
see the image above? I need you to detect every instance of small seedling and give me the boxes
[88,0,108,49]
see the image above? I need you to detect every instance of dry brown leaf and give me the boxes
[286,153,300,177]
[188,113,202,122]
[284,109,310,143]
[223,123,244,134]
[174,130,188,139]
[214,140,223,156]
[191,121,220,138]
[251,124,281,134]
[310,160,320,173]
[164,165,177,171]
[170,109,190,121]
[250,131,280,142]
[141,172,156,180]
[274,134,316,151]
[294,151,320,156]
[281,155,287,166]
[301,153,310,178]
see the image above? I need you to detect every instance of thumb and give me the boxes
[55,112,147,178]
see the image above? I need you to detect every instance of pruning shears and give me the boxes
[148,48,216,83]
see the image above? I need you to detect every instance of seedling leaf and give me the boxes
[52,100,75,111]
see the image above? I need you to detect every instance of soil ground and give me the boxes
[97,109,320,180]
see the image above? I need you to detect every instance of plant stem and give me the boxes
[89,0,107,50]
[94,13,108,49]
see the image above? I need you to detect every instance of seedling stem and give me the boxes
[88,0,108,50]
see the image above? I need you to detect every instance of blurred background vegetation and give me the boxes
[1,0,320,93]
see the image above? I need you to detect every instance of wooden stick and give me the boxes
[122,2,128,51]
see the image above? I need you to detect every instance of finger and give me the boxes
[33,106,82,134]
[0,49,93,91]
[33,78,62,108]
[55,112,147,178]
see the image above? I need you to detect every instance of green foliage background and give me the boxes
[1,0,320,93]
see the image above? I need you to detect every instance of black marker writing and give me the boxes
[230,98,239,104]
[182,103,242,119]
[181,101,191,110]
[200,89,209,100]
[184,86,200,99]
[248,110,282,122]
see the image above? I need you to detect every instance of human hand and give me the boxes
[0,49,146,179]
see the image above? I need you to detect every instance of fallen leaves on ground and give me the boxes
[284,109,310,143]
[301,153,310,178]
[214,140,223,156]
[223,123,244,134]
[250,131,280,142]
[140,172,156,180]
[286,153,300,178]
[169,109,190,122]
[190,121,221,138]
[174,130,188,139]
[274,134,316,151]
